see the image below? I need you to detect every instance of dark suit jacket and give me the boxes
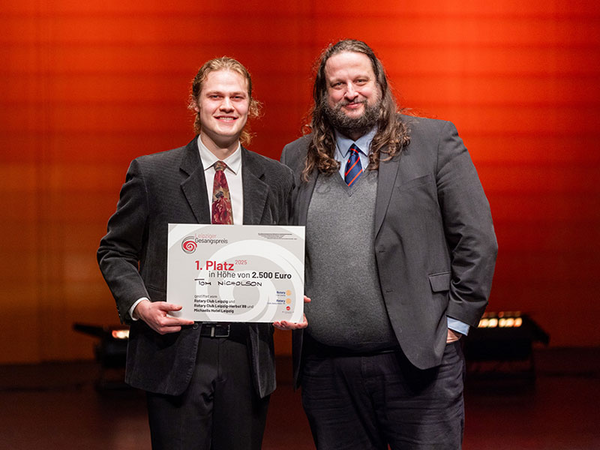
[98,137,294,398]
[281,115,498,387]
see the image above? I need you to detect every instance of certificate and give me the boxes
[167,224,305,323]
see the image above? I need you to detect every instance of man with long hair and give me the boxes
[281,39,498,449]
[98,57,304,449]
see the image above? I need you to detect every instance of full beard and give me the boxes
[322,97,381,138]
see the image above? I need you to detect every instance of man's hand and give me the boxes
[446,329,462,343]
[133,300,195,335]
[273,296,311,331]
[273,314,309,331]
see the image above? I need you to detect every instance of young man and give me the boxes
[281,40,498,449]
[98,57,304,450]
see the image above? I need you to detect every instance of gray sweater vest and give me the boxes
[304,170,397,352]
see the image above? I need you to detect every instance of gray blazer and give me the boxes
[281,115,498,387]
[98,137,294,398]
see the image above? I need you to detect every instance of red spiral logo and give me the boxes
[182,237,197,254]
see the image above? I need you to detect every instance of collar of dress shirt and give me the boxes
[197,136,242,175]
[334,127,377,159]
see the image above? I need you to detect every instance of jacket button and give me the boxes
[192,323,199,330]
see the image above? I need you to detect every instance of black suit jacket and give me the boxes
[281,116,498,387]
[98,137,294,397]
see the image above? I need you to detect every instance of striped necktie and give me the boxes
[344,144,363,186]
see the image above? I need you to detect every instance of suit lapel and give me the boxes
[375,150,401,236]
[241,148,269,225]
[180,137,211,224]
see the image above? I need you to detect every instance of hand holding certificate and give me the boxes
[167,224,305,323]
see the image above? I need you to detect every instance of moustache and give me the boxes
[338,99,368,108]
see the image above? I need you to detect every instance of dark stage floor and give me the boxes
[0,348,598,450]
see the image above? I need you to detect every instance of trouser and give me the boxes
[146,325,270,450]
[301,341,465,450]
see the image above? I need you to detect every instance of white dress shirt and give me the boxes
[198,136,244,225]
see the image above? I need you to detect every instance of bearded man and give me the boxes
[281,39,498,450]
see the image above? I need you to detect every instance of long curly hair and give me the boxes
[188,57,262,146]
[302,40,410,181]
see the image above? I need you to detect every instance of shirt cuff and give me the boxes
[447,317,470,336]
[129,297,149,321]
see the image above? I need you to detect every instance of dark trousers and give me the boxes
[301,342,465,450]
[146,332,270,450]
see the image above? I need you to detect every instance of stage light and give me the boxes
[477,311,523,328]
[464,312,550,382]
[111,329,130,340]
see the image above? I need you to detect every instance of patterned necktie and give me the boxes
[211,161,233,224]
[344,144,363,186]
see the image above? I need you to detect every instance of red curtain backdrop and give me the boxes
[1,0,599,363]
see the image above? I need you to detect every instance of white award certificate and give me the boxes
[167,224,305,323]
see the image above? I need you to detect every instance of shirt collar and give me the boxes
[335,127,377,158]
[198,136,242,175]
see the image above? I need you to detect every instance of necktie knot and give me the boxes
[214,161,227,172]
[344,144,363,186]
